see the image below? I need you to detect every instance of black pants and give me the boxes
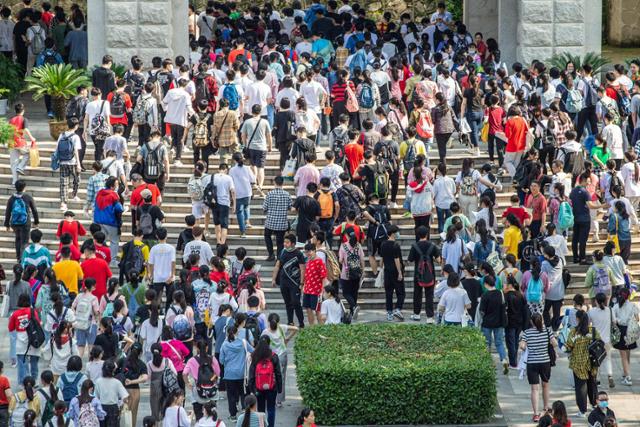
[280,283,304,326]
[543,299,563,331]
[138,124,151,146]
[435,132,452,164]
[413,215,430,241]
[383,269,405,312]
[572,221,590,261]
[225,379,246,417]
[264,228,285,258]
[538,144,555,174]
[576,105,598,140]
[389,169,399,203]
[13,224,30,262]
[487,134,505,165]
[75,128,86,166]
[318,218,334,250]
[170,124,185,160]
[573,372,598,413]
[340,278,360,311]
[413,283,434,317]
[91,135,106,162]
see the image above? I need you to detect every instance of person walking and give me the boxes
[4,180,38,262]
[520,313,557,423]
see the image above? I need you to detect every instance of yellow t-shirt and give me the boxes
[503,226,523,259]
[52,260,84,294]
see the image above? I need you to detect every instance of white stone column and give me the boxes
[88,0,188,68]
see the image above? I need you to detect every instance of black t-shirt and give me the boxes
[117,357,148,389]
[278,249,305,288]
[479,289,504,328]
[94,332,119,360]
[293,195,320,225]
[463,88,484,113]
[462,278,482,321]
[380,240,403,275]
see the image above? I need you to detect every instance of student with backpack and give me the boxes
[248,336,283,427]
[183,340,220,421]
[67,379,105,427]
[4,179,39,262]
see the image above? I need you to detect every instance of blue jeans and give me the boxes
[17,355,39,384]
[465,111,484,147]
[236,197,250,233]
[436,207,451,234]
[482,327,507,362]
[9,331,16,363]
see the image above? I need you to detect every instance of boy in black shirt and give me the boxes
[379,224,404,321]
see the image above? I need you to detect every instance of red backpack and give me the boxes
[255,355,275,391]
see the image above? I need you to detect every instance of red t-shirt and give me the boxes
[344,142,364,177]
[55,244,82,262]
[106,91,133,125]
[502,206,531,225]
[130,183,161,207]
[0,376,10,406]
[333,223,365,243]
[81,257,113,299]
[56,219,87,248]
[303,257,326,296]
[94,244,111,263]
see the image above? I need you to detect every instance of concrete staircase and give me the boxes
[1,102,635,311]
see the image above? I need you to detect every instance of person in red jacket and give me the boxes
[8,294,41,382]
[56,210,86,248]
[81,243,112,300]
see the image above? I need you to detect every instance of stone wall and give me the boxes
[87,0,187,67]
[608,0,640,46]
[465,0,601,65]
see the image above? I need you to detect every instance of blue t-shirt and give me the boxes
[569,186,590,223]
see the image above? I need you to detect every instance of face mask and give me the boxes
[599,401,608,409]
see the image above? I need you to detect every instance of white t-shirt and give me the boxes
[85,100,111,133]
[229,165,256,199]
[182,240,214,266]
[212,173,235,206]
[148,243,176,282]
[438,287,471,323]
[321,299,343,324]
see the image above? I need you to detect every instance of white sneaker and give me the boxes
[426,317,435,324]
[410,314,421,321]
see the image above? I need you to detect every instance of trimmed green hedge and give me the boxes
[294,324,497,425]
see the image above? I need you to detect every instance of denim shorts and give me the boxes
[76,324,97,346]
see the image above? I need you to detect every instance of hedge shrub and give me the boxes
[294,323,497,425]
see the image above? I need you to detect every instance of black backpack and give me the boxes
[588,327,607,368]
[195,356,218,399]
[25,308,45,355]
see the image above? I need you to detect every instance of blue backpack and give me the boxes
[526,277,544,304]
[349,50,367,74]
[358,83,374,109]
[10,196,28,226]
[223,83,239,111]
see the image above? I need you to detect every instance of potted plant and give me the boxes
[0,55,24,116]
[24,64,90,139]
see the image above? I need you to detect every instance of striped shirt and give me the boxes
[522,327,552,364]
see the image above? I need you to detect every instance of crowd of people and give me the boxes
[1,0,640,426]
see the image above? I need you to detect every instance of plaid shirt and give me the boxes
[263,188,292,231]
[86,172,108,209]
[213,107,240,147]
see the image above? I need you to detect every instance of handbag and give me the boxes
[610,307,621,346]
[29,146,40,168]
[608,214,621,253]
[242,117,262,160]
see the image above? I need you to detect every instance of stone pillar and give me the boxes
[88,0,188,68]
[516,0,601,65]
[608,0,640,47]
